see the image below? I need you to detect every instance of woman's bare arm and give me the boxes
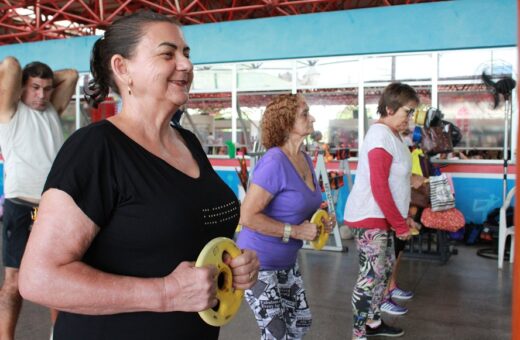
[239,184,318,241]
[19,188,217,315]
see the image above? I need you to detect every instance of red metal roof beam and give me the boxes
[192,1,219,23]
[0,21,30,32]
[37,0,76,30]
[261,0,292,16]
[227,0,238,20]
[105,0,133,23]
[185,4,266,17]
[37,4,100,25]
[138,0,180,16]
[180,0,200,15]
[75,0,102,23]
[275,0,343,8]
[2,5,35,29]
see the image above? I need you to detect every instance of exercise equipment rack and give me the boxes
[303,149,351,252]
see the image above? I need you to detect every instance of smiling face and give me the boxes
[126,22,193,108]
[21,77,54,111]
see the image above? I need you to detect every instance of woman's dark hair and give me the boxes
[261,94,302,149]
[377,82,419,117]
[22,62,54,86]
[85,11,180,108]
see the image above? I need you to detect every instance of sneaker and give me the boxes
[366,321,404,337]
[381,299,408,315]
[390,287,414,300]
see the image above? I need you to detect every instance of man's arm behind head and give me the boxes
[51,69,79,116]
[0,56,22,123]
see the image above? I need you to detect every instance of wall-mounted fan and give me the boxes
[481,71,516,203]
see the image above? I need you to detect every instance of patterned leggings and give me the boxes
[351,228,395,339]
[244,263,312,340]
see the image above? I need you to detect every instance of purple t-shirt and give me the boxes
[236,147,322,270]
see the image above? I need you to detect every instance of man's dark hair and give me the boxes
[22,62,54,86]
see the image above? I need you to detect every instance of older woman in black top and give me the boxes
[18,11,259,339]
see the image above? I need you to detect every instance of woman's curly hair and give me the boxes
[261,94,302,149]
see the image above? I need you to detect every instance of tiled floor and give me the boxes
[2,236,512,339]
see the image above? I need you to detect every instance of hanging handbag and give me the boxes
[411,183,430,208]
[421,122,453,155]
[420,207,465,232]
[419,154,433,178]
[429,173,455,212]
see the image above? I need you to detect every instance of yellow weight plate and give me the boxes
[413,109,427,126]
[195,237,244,327]
[310,209,330,250]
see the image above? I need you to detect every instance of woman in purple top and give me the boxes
[237,94,335,339]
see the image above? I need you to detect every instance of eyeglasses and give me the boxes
[401,106,416,118]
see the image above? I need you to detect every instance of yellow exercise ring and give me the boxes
[195,237,244,327]
[413,109,427,126]
[310,209,330,250]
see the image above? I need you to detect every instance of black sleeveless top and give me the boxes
[44,120,239,339]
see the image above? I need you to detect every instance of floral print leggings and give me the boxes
[351,228,396,339]
[244,263,312,340]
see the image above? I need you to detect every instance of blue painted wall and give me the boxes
[452,177,516,224]
[216,169,515,225]
[339,177,516,225]
[185,0,516,64]
[215,170,241,197]
[0,0,515,71]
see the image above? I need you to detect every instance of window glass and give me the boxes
[439,84,506,159]
[237,60,293,91]
[296,57,359,87]
[74,73,94,130]
[300,88,359,151]
[60,101,77,139]
[364,56,392,83]
[365,54,432,83]
[237,91,284,149]
[191,64,232,92]
[57,47,518,162]
[60,98,115,140]
[491,49,516,76]
[183,92,232,155]
[395,54,432,81]
[438,50,492,80]
[438,47,515,159]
